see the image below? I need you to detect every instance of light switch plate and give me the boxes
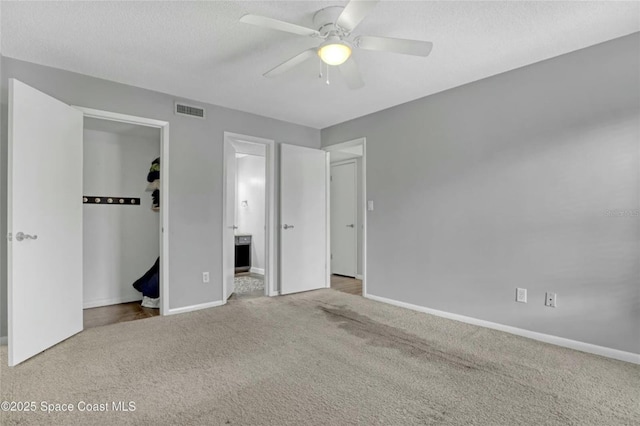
[367,200,374,211]
[516,288,527,303]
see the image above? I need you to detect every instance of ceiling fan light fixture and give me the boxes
[318,40,352,66]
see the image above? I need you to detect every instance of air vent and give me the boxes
[175,102,205,119]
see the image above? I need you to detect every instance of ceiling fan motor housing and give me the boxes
[313,6,347,37]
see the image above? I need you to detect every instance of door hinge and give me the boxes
[331,254,333,260]
[7,233,12,241]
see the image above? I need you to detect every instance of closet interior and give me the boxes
[82,118,161,328]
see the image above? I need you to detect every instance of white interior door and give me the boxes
[280,144,327,295]
[331,162,357,277]
[8,79,83,366]
[223,141,237,299]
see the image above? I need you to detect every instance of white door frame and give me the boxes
[330,159,358,278]
[323,138,367,296]
[222,132,276,300]
[73,107,171,315]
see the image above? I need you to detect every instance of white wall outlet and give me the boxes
[516,288,527,303]
[545,292,557,307]
[202,272,210,283]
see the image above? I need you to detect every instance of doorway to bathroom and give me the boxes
[222,133,275,301]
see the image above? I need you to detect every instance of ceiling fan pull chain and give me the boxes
[326,63,330,85]
[319,58,323,79]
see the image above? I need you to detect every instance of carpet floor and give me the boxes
[1,289,638,425]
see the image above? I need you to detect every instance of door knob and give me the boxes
[346,224,355,228]
[283,224,294,230]
[15,232,38,242]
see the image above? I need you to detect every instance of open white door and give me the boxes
[223,140,237,300]
[280,144,327,295]
[8,79,83,366]
[330,162,357,277]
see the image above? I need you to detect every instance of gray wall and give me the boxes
[322,33,640,354]
[0,57,320,338]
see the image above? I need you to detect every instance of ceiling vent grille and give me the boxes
[175,102,205,119]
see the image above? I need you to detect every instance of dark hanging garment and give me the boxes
[132,257,160,298]
[139,272,159,299]
[151,189,160,211]
[147,158,160,183]
[146,157,160,212]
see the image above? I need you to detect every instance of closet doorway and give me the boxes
[77,108,170,326]
[223,132,275,301]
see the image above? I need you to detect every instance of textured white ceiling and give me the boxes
[2,1,639,129]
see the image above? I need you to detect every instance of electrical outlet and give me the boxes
[545,292,557,308]
[516,288,527,303]
[202,272,210,283]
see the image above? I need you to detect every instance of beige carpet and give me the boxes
[1,289,638,425]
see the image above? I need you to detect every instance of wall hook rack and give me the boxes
[83,196,140,205]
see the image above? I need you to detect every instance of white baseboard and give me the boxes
[250,267,265,275]
[166,300,225,315]
[0,336,7,346]
[356,274,364,280]
[365,294,640,365]
[83,296,142,309]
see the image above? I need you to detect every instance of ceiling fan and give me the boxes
[240,0,433,89]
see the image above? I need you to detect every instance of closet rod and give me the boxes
[83,196,140,205]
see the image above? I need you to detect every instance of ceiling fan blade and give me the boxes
[357,36,433,57]
[240,14,320,37]
[264,48,318,77]
[339,58,365,90]
[336,0,380,32]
